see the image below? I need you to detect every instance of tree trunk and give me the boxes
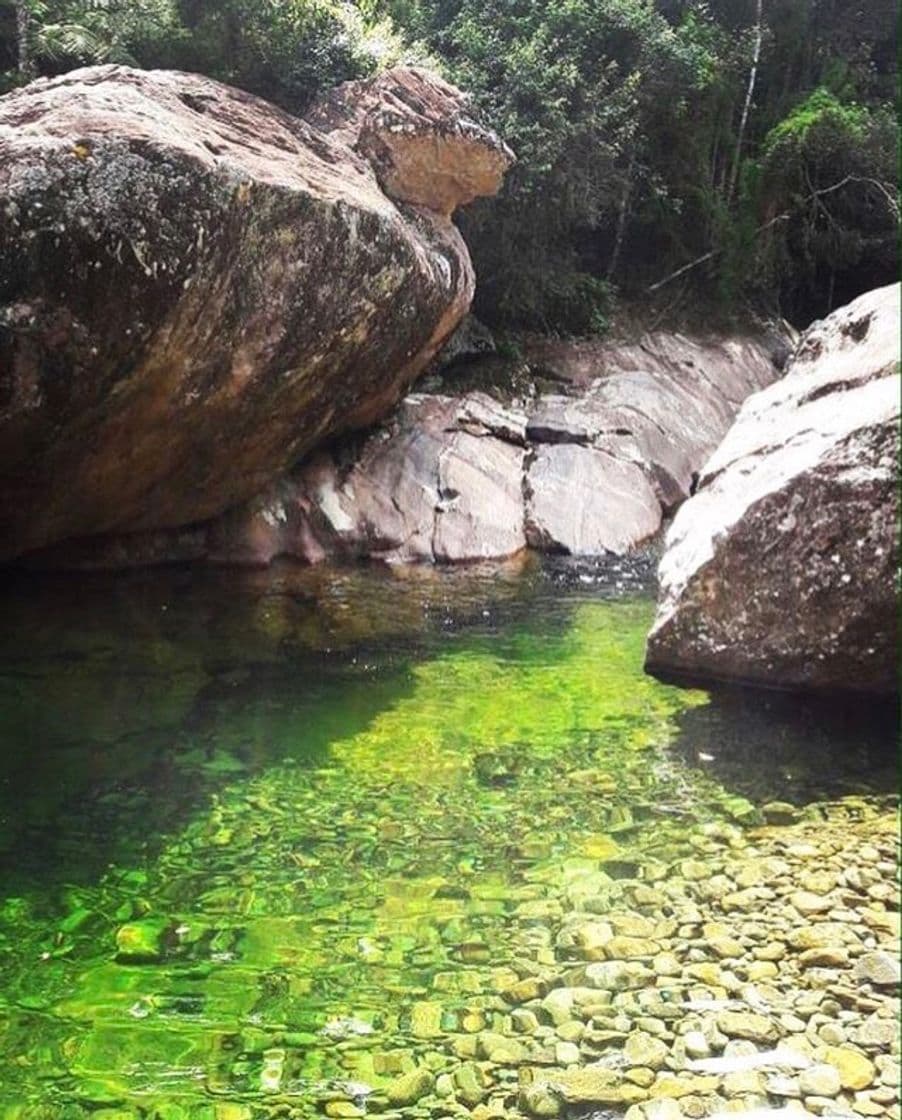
[607,149,636,281]
[728,0,764,202]
[15,0,33,80]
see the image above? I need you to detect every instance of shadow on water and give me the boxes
[669,684,899,806]
[0,555,582,887]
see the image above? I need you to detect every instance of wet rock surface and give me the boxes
[645,283,901,695]
[0,64,511,562]
[525,443,662,557]
[234,331,780,565]
[232,331,782,566]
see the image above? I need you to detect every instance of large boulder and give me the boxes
[32,329,783,568]
[0,64,512,561]
[645,283,900,695]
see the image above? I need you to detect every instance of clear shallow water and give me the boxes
[0,559,895,1117]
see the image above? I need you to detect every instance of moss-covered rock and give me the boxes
[386,1066,435,1106]
[114,919,168,962]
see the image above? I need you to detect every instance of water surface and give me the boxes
[0,559,894,1117]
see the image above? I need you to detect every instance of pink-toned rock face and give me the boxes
[0,64,511,561]
[307,67,515,217]
[646,283,901,696]
[21,330,785,570]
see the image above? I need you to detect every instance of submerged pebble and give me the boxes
[355,800,899,1120]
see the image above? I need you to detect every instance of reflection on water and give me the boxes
[0,559,544,883]
[0,558,895,1116]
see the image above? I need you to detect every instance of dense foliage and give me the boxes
[0,1,384,107]
[396,0,899,329]
[1,0,897,329]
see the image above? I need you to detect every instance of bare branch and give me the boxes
[646,176,898,294]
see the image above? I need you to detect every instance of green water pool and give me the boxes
[0,559,895,1118]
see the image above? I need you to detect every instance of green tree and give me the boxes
[0,0,382,110]
[431,0,727,331]
[10,0,183,71]
[1,0,896,327]
[753,89,898,315]
[171,0,378,113]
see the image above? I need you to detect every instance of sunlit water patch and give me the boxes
[0,560,895,1117]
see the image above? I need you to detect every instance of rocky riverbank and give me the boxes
[19,328,788,569]
[313,796,899,1120]
[0,64,512,562]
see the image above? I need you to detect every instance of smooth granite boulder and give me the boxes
[646,283,900,695]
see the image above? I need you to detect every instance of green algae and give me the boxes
[0,564,894,1117]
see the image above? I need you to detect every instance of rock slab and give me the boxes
[0,64,511,561]
[645,283,900,695]
[224,331,780,565]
